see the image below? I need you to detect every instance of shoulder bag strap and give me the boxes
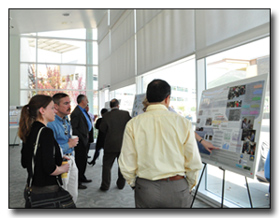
[28,127,45,188]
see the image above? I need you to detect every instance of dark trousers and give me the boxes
[101,152,125,190]
[74,143,89,183]
[91,144,103,163]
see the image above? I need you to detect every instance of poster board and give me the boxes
[131,93,146,117]
[9,106,23,127]
[196,74,268,178]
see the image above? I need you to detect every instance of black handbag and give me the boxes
[24,127,76,208]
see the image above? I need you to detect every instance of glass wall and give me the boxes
[197,37,270,208]
[109,84,136,116]
[141,55,196,121]
[19,29,98,114]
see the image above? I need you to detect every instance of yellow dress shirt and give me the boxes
[119,104,203,190]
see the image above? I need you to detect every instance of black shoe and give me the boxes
[78,184,87,189]
[116,183,125,190]
[81,179,92,183]
[99,187,108,191]
[88,161,96,166]
[116,180,125,189]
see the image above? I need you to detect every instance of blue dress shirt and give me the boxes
[78,105,92,131]
[47,114,74,155]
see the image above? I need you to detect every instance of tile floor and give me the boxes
[9,145,211,209]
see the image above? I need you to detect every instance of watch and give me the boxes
[199,138,204,143]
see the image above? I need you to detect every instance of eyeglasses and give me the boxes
[63,118,68,135]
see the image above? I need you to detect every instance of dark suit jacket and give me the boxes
[99,108,131,152]
[70,106,90,148]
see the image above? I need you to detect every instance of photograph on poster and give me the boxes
[228,109,241,121]
[227,100,242,108]
[228,85,246,100]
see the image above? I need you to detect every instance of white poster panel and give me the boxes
[131,93,146,117]
[196,74,268,178]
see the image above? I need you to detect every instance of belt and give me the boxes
[160,175,184,181]
[65,153,72,156]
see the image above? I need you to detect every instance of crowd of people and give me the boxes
[19,79,220,208]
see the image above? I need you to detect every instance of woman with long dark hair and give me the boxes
[19,95,71,208]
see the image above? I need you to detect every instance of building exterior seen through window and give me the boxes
[142,56,196,122]
[19,29,98,114]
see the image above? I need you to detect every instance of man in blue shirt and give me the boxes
[48,93,79,202]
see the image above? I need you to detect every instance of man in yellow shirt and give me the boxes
[119,79,203,208]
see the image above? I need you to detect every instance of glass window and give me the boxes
[20,37,36,62]
[38,29,86,39]
[19,28,97,116]
[37,90,86,112]
[20,90,36,106]
[142,56,196,121]
[36,64,86,90]
[92,28,98,40]
[20,64,36,89]
[37,38,86,64]
[110,84,136,115]
[206,37,269,89]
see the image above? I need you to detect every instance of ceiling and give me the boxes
[9,9,108,35]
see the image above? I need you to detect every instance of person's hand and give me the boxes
[63,155,70,161]
[60,162,70,173]
[201,140,219,153]
[68,137,79,148]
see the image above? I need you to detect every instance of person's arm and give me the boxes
[99,117,108,134]
[95,118,101,129]
[118,121,137,189]
[70,110,80,136]
[195,132,219,153]
[50,164,69,176]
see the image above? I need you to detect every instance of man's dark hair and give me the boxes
[146,79,171,103]
[77,94,86,104]
[110,98,119,108]
[101,108,108,115]
[52,93,69,105]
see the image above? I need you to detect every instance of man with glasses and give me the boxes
[47,93,79,203]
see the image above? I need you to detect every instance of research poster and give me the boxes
[131,93,146,117]
[196,74,268,178]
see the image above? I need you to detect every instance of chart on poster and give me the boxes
[196,74,268,178]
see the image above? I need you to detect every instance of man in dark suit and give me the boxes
[71,94,93,189]
[99,99,131,191]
